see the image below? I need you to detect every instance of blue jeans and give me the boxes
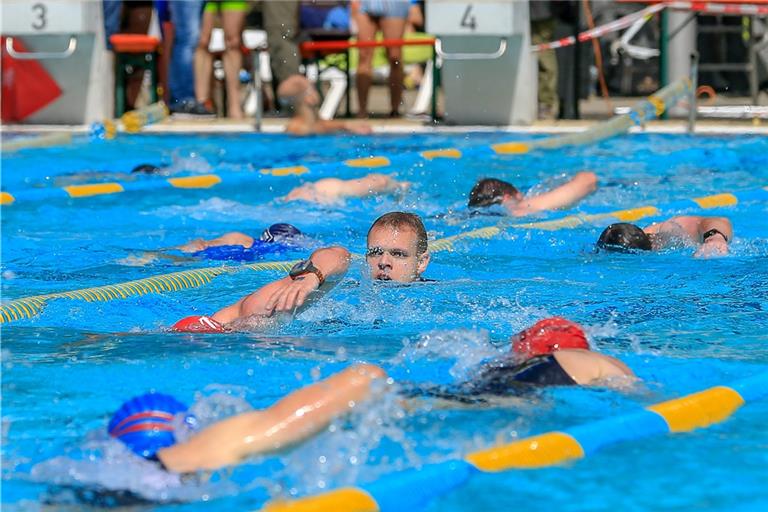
[167,0,202,104]
[103,0,122,49]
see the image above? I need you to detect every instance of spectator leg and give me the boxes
[222,9,245,119]
[168,0,203,105]
[263,0,300,90]
[121,1,153,109]
[195,9,216,105]
[380,16,406,115]
[355,11,378,117]
[531,18,559,118]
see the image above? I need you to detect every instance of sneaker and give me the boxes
[170,99,215,118]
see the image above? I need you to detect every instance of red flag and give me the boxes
[1,37,62,122]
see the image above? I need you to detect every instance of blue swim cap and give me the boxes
[108,392,194,460]
[260,223,302,242]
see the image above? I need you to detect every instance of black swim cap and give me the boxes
[596,223,652,252]
[131,164,162,174]
[260,223,302,242]
[468,178,519,207]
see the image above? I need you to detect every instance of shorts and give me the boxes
[204,1,249,14]
[359,0,411,19]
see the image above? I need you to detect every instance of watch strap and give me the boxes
[702,229,728,243]
[290,260,325,287]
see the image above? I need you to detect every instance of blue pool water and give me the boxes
[2,132,767,510]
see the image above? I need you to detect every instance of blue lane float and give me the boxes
[1,185,765,324]
[259,370,768,512]
[0,78,692,207]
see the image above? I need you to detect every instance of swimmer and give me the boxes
[283,173,409,204]
[113,318,631,472]
[278,74,372,136]
[172,212,430,332]
[467,172,598,216]
[109,364,386,473]
[51,163,164,187]
[596,215,733,258]
[131,163,163,174]
[410,317,634,403]
[177,223,303,262]
[471,317,633,391]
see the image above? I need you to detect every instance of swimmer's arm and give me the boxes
[210,246,351,323]
[694,216,732,258]
[156,364,386,473]
[177,238,208,253]
[285,117,312,136]
[695,216,733,243]
[202,232,255,249]
[315,119,372,135]
[336,174,407,198]
[506,171,598,216]
[177,232,254,253]
[284,179,344,204]
[554,350,635,386]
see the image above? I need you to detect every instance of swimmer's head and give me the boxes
[511,317,589,357]
[260,223,302,242]
[596,223,652,252]
[468,178,523,207]
[366,212,430,282]
[131,164,162,174]
[108,392,196,460]
[276,74,320,112]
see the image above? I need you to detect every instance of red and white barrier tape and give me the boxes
[533,1,767,52]
[533,3,665,52]
[668,1,768,15]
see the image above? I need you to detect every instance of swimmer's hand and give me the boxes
[694,237,729,258]
[345,122,372,135]
[265,274,321,313]
[178,239,207,253]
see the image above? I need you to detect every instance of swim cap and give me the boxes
[108,392,194,459]
[511,317,589,357]
[172,315,225,333]
[596,223,652,252]
[260,223,301,242]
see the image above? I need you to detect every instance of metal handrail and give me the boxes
[4,36,77,59]
[434,37,507,60]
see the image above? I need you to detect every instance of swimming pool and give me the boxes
[2,131,767,510]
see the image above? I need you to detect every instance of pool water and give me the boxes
[2,132,767,510]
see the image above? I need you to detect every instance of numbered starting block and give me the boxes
[426,1,535,125]
[1,0,111,124]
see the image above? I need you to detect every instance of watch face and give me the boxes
[290,259,310,277]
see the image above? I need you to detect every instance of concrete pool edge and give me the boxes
[2,118,767,136]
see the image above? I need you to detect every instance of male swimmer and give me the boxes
[278,74,372,136]
[596,215,733,258]
[282,173,409,205]
[467,172,598,216]
[177,223,303,262]
[110,318,633,473]
[172,212,431,332]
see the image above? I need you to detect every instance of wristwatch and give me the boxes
[702,229,728,243]
[289,259,325,287]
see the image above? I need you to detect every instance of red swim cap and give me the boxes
[511,317,589,357]
[172,315,225,333]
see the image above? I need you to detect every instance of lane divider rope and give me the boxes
[258,370,768,512]
[0,78,691,207]
[2,186,765,324]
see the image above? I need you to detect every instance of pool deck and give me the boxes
[2,95,767,135]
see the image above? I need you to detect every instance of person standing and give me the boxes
[167,0,204,111]
[263,0,301,96]
[530,0,559,119]
[353,0,411,118]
